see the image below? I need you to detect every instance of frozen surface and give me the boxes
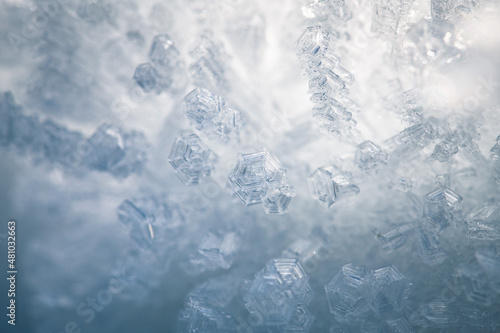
[1,0,500,333]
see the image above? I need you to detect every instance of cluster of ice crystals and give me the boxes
[325,264,409,321]
[244,258,313,329]
[0,92,147,178]
[134,34,185,94]
[168,133,217,186]
[296,26,356,135]
[228,148,294,214]
[4,1,500,332]
[308,165,359,207]
[183,87,242,142]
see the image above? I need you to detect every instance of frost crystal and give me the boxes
[245,258,313,326]
[431,139,459,162]
[375,223,416,252]
[134,34,185,94]
[228,148,294,214]
[116,197,184,250]
[296,26,330,61]
[148,34,180,73]
[418,229,446,266]
[133,63,169,94]
[297,26,357,135]
[398,122,439,147]
[189,34,228,93]
[85,124,126,170]
[183,88,242,142]
[467,200,500,240]
[490,135,500,160]
[423,187,462,231]
[283,227,332,272]
[355,140,387,172]
[178,298,237,333]
[308,165,359,207]
[184,88,225,130]
[1,92,147,178]
[168,134,217,186]
[325,264,370,321]
[369,265,408,315]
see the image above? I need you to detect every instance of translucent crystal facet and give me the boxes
[369,265,408,315]
[325,264,370,321]
[134,34,185,94]
[418,229,446,266]
[355,140,387,172]
[183,88,242,142]
[178,298,237,333]
[186,230,240,275]
[296,26,330,61]
[308,165,359,207]
[431,139,459,162]
[85,124,126,170]
[467,201,500,240]
[184,88,225,130]
[168,134,217,186]
[148,34,180,73]
[375,224,416,252]
[423,187,462,231]
[133,63,168,94]
[489,135,500,160]
[245,258,312,326]
[228,148,293,213]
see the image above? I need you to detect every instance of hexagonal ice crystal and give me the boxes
[168,134,217,186]
[228,148,293,212]
[296,26,330,61]
[308,165,359,207]
[325,263,370,321]
[369,265,408,315]
[423,187,462,231]
[245,258,312,326]
[133,63,170,94]
[148,34,180,73]
[184,87,225,130]
[355,140,387,172]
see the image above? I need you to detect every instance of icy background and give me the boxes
[1,0,500,332]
